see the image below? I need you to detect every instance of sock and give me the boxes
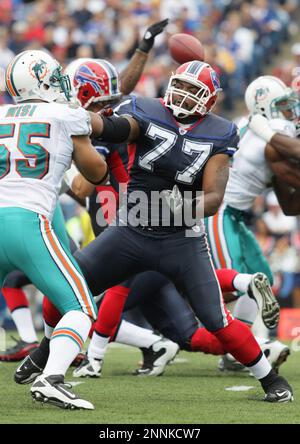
[30,336,50,369]
[247,352,272,379]
[11,308,38,343]
[232,273,252,293]
[44,322,54,340]
[42,297,62,327]
[43,310,91,376]
[213,319,263,369]
[233,294,258,326]
[190,327,226,355]
[114,320,161,348]
[215,269,239,292]
[88,330,109,360]
[94,285,130,336]
[2,287,37,342]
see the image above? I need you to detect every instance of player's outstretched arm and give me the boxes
[199,153,230,217]
[249,114,300,160]
[272,176,300,215]
[89,111,140,143]
[72,135,109,185]
[265,144,300,189]
[119,18,169,95]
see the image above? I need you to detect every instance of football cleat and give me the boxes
[260,340,290,374]
[0,338,39,362]
[72,355,103,378]
[263,375,293,403]
[248,272,280,329]
[14,355,43,384]
[31,374,94,410]
[134,339,180,376]
[218,340,290,375]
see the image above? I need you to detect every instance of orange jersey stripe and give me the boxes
[43,218,93,318]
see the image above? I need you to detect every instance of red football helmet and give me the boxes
[65,58,121,108]
[164,61,222,118]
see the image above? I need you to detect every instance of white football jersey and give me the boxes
[224,117,296,210]
[0,102,91,219]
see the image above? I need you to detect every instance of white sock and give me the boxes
[115,320,161,348]
[88,331,110,360]
[44,322,54,340]
[11,308,38,343]
[233,273,252,293]
[247,353,272,379]
[43,310,91,376]
[233,294,258,325]
[255,336,269,346]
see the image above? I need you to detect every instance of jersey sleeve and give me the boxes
[113,96,149,132]
[62,105,92,136]
[212,123,239,157]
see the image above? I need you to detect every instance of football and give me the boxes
[168,33,205,64]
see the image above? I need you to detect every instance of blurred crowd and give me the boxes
[1,0,300,110]
[1,0,300,311]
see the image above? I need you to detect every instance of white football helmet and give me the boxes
[5,50,71,103]
[245,75,300,122]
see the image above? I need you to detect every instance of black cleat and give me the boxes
[0,337,39,362]
[14,355,43,384]
[263,374,294,403]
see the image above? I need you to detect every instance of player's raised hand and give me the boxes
[138,18,169,53]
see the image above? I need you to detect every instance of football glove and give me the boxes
[138,18,169,53]
[248,114,276,143]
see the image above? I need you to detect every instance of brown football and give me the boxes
[168,33,205,64]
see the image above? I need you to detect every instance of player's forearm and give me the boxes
[119,50,148,95]
[72,174,96,199]
[270,134,300,160]
[202,192,224,217]
[272,176,300,215]
[268,158,300,188]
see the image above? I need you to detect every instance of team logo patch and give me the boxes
[255,87,269,102]
[75,65,104,93]
[210,70,220,91]
[29,60,48,82]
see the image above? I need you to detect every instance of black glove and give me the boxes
[138,18,169,53]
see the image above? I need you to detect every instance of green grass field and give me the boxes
[0,341,299,424]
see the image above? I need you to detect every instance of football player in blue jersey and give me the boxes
[71,60,293,402]
[16,59,293,402]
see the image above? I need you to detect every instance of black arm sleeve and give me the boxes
[100,115,132,143]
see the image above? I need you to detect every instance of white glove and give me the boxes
[248,114,276,143]
[63,163,79,191]
[161,185,183,216]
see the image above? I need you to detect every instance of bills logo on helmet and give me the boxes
[75,65,104,94]
[210,70,220,92]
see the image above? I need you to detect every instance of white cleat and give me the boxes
[134,339,180,376]
[260,340,290,373]
[72,356,103,378]
[248,273,280,329]
[31,374,94,410]
[219,340,290,375]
